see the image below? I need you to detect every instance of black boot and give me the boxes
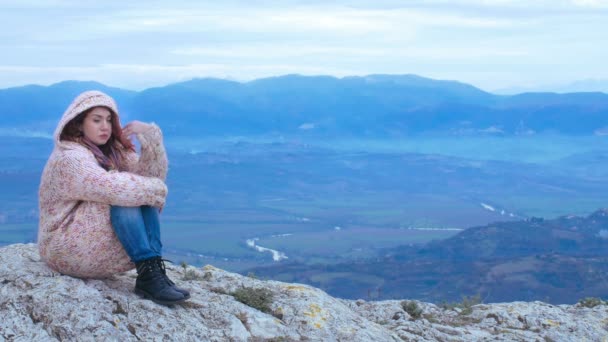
[155,258,191,299]
[135,258,187,305]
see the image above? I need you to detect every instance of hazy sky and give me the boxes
[1,0,607,92]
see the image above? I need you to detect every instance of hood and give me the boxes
[53,90,120,148]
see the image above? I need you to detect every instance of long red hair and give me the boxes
[60,106,135,171]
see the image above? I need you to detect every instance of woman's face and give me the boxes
[81,107,113,146]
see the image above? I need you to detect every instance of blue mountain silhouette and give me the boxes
[1,74,607,137]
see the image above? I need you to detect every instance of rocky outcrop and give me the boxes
[1,244,607,341]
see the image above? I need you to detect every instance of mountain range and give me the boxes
[1,74,608,137]
[496,79,608,95]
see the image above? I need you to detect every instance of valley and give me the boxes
[2,134,607,287]
[1,76,607,304]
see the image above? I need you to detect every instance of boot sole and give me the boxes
[134,287,189,306]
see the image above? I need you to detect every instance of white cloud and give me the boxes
[2,5,515,42]
[94,7,404,36]
[171,45,388,59]
[0,63,359,90]
[571,0,608,8]
[171,43,527,61]
[0,1,606,91]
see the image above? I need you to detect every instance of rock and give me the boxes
[1,243,608,341]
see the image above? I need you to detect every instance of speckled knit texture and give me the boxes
[37,90,169,278]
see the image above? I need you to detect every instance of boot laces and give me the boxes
[154,258,177,286]
[136,258,163,275]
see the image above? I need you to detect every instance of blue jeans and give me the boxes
[110,205,162,263]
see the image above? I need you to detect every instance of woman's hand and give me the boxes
[122,121,153,139]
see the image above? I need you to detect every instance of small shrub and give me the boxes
[401,300,423,320]
[178,261,203,281]
[578,297,605,308]
[439,294,482,316]
[422,313,439,323]
[460,294,481,315]
[247,272,258,279]
[182,269,203,281]
[231,287,274,314]
[439,300,456,311]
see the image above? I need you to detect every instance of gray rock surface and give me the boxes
[1,243,608,341]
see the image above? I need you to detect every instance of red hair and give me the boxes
[60,106,135,171]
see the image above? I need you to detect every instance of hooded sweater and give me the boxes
[38,90,168,278]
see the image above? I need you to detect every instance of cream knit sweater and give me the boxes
[38,91,169,278]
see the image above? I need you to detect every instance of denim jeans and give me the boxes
[110,205,162,263]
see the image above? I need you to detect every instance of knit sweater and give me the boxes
[38,91,169,278]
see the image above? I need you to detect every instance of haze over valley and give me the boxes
[1,75,607,303]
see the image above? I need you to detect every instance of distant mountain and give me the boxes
[0,80,136,134]
[248,209,608,304]
[496,79,608,95]
[1,74,607,137]
[555,79,608,93]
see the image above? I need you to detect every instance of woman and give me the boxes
[38,90,189,305]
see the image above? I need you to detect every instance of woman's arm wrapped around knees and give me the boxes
[57,152,167,208]
[123,124,168,180]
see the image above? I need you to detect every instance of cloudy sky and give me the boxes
[1,0,607,92]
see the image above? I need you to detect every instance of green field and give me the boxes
[2,135,608,275]
[160,216,460,271]
[256,227,460,259]
[497,195,608,218]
